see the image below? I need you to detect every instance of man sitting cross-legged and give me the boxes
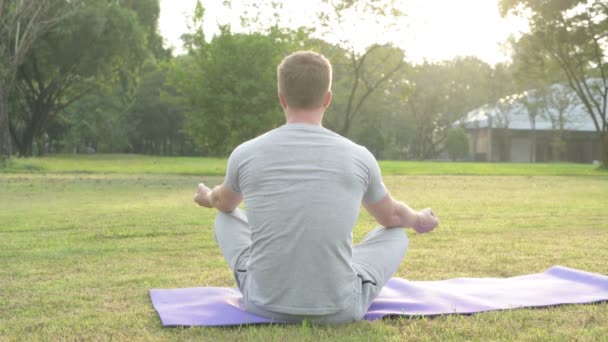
[194,51,439,324]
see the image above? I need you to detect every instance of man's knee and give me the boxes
[212,210,252,272]
[377,227,409,265]
[390,227,409,249]
[213,211,233,243]
[356,227,409,270]
[367,226,408,247]
[214,210,229,227]
[385,228,408,261]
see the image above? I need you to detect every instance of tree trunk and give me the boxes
[0,88,12,160]
[23,142,33,157]
[601,130,608,168]
[530,129,537,163]
[36,136,46,156]
[14,121,37,157]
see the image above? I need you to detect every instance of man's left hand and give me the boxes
[413,208,439,234]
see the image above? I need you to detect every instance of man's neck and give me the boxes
[284,107,324,126]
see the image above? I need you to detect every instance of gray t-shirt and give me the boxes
[224,123,387,315]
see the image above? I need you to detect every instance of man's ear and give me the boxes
[322,91,332,109]
[278,93,288,109]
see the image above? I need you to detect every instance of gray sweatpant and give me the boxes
[214,208,409,324]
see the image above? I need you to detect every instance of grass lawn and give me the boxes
[1,155,607,340]
[2,153,606,176]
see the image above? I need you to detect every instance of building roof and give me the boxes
[460,83,600,132]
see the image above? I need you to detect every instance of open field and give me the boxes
[2,153,606,176]
[1,155,608,340]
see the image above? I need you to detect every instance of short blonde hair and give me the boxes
[277,51,332,109]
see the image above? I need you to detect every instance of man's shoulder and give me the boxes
[229,125,375,161]
[328,131,375,158]
[229,127,281,158]
[310,126,366,150]
[235,127,280,148]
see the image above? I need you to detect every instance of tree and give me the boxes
[325,44,407,137]
[213,0,408,139]
[444,58,504,113]
[128,59,190,155]
[0,0,67,159]
[501,0,608,167]
[488,95,523,162]
[8,0,153,156]
[544,84,579,159]
[517,90,545,162]
[57,89,133,154]
[446,127,469,161]
[315,0,407,137]
[173,21,289,155]
[485,64,518,162]
[399,59,508,160]
[509,30,563,162]
[404,62,448,160]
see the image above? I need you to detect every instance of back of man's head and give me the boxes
[277,51,332,110]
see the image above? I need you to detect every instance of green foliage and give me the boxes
[57,59,186,156]
[59,89,133,153]
[509,34,564,92]
[317,0,405,47]
[445,127,470,161]
[322,44,408,137]
[172,28,287,156]
[49,57,192,156]
[173,20,512,161]
[502,0,608,166]
[0,0,61,159]
[9,0,161,156]
[128,59,193,155]
[6,0,603,165]
[400,58,512,160]
[121,0,169,60]
[499,0,588,17]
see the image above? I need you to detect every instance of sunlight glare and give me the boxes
[159,0,529,65]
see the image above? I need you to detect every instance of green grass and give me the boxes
[2,153,606,176]
[1,154,228,176]
[1,155,608,340]
[380,159,606,176]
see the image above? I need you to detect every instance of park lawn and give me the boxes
[1,158,608,340]
[2,153,607,176]
[1,154,229,176]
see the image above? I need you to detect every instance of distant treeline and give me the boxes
[2,0,606,165]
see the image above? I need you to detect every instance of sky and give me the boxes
[159,0,529,65]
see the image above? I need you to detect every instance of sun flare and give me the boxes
[159,0,528,64]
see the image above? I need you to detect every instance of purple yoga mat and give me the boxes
[150,266,608,326]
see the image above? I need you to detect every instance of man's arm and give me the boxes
[194,183,242,213]
[364,193,439,233]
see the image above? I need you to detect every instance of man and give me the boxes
[194,51,439,324]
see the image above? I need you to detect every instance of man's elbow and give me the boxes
[373,209,400,228]
[211,196,233,213]
[216,202,237,213]
[211,191,240,213]
[365,195,401,228]
[379,217,402,229]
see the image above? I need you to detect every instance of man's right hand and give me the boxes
[413,208,439,234]
[194,183,212,208]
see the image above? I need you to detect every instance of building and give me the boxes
[459,84,601,163]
